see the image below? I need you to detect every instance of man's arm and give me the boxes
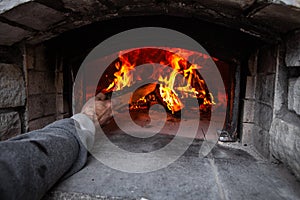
[0,116,93,200]
[0,94,112,200]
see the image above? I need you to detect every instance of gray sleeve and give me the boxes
[0,114,95,200]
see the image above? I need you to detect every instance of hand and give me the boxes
[81,93,112,126]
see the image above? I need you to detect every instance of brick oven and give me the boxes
[0,0,300,181]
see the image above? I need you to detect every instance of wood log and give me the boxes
[154,84,182,117]
[104,82,157,111]
[103,82,182,117]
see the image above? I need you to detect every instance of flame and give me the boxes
[105,55,136,92]
[159,85,182,113]
[100,47,216,112]
[130,96,147,110]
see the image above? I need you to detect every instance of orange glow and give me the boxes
[104,55,136,92]
[100,47,216,112]
[159,85,182,114]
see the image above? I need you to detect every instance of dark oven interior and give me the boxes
[45,15,264,140]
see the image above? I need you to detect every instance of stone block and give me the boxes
[63,0,107,13]
[0,46,22,64]
[28,115,56,131]
[248,51,258,76]
[286,30,300,67]
[245,76,256,99]
[28,94,44,120]
[256,74,275,106]
[25,46,35,69]
[56,94,63,114]
[44,94,56,116]
[2,2,65,31]
[252,124,270,158]
[273,58,288,114]
[55,72,64,94]
[242,100,255,123]
[56,94,70,115]
[28,71,44,95]
[0,64,26,108]
[288,77,300,115]
[270,118,300,179]
[28,94,56,120]
[0,112,21,140]
[28,70,55,95]
[241,123,254,145]
[109,0,155,7]
[254,103,273,131]
[294,78,300,115]
[34,45,47,71]
[288,78,296,111]
[257,46,277,74]
[0,21,30,46]
[272,0,300,8]
[44,72,56,94]
[0,0,31,14]
[250,4,300,33]
[197,0,255,16]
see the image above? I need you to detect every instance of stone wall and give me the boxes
[269,30,300,179]
[242,30,300,179]
[0,62,25,140]
[0,43,69,137]
[25,45,57,131]
[55,54,71,120]
[241,45,277,158]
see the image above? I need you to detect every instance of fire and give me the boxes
[105,55,136,92]
[159,85,182,114]
[99,47,215,113]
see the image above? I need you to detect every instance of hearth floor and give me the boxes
[43,134,300,200]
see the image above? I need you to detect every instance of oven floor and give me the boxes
[43,135,300,200]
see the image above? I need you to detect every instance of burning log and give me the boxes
[97,48,214,109]
[153,84,182,116]
[130,83,157,103]
[104,82,156,111]
[103,82,182,116]
[95,48,216,119]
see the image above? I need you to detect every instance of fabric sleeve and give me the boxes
[0,114,95,200]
